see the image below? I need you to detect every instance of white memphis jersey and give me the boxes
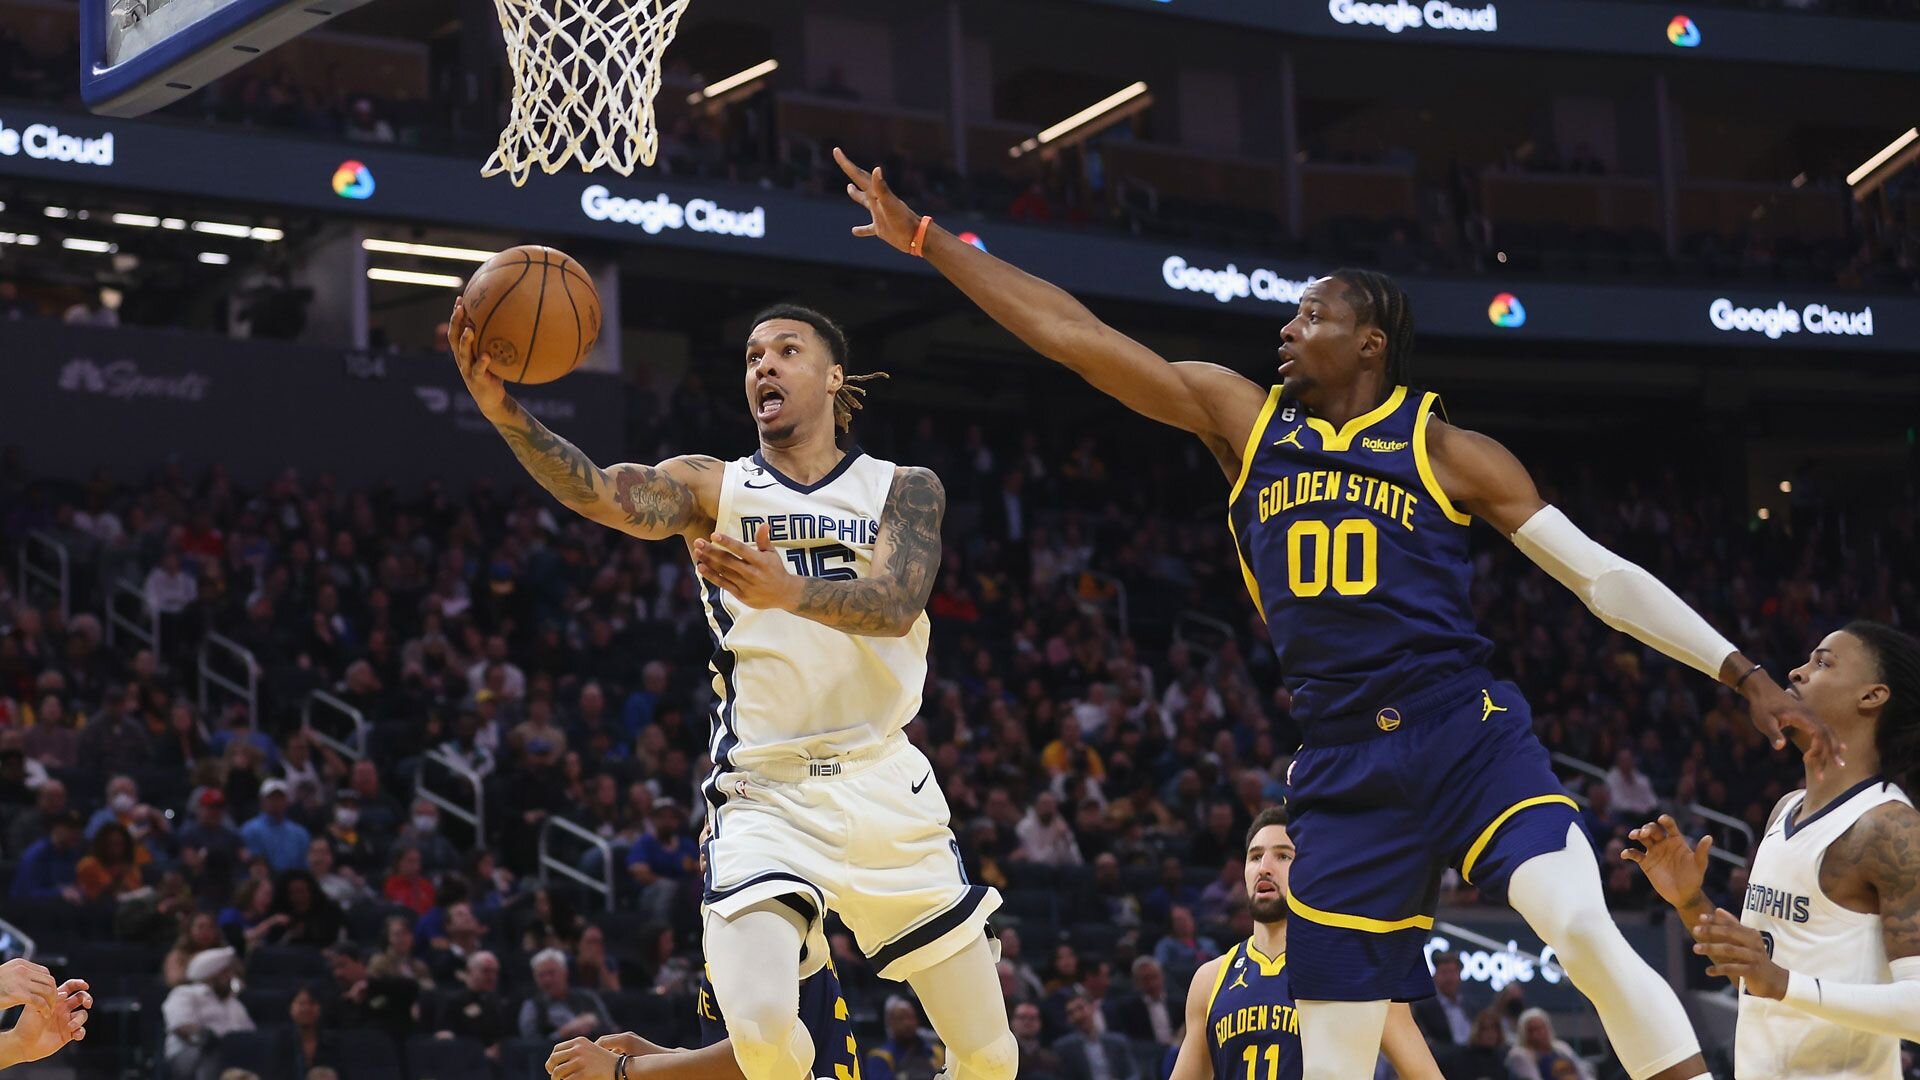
[696,450,929,788]
[1736,777,1913,1080]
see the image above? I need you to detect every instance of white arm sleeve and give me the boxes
[1781,957,1920,1042]
[1509,505,1737,680]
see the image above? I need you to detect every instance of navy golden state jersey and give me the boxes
[1205,940,1300,1080]
[1227,385,1492,731]
[697,962,862,1080]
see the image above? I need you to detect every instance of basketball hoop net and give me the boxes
[484,0,691,187]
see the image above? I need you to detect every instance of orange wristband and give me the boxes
[909,215,933,257]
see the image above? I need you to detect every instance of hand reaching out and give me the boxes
[835,147,927,254]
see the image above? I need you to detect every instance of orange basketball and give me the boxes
[461,245,602,384]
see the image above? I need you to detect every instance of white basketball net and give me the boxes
[484,0,692,186]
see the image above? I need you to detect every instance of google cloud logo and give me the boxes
[1667,15,1700,46]
[332,160,375,200]
[1488,293,1527,328]
[957,231,988,252]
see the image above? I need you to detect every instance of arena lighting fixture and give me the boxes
[249,227,284,242]
[688,59,779,104]
[0,233,39,246]
[43,206,70,219]
[1010,82,1152,158]
[161,218,187,230]
[198,252,231,265]
[112,213,162,228]
[362,238,495,263]
[1847,127,1919,200]
[62,238,117,254]
[367,267,465,288]
[192,220,252,238]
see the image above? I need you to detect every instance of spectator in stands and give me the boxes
[0,742,32,809]
[1106,956,1173,1047]
[272,985,339,1077]
[1605,748,1659,818]
[1579,781,1616,850]
[305,835,370,909]
[87,774,173,856]
[435,950,514,1053]
[379,912,436,988]
[1439,1009,1511,1080]
[275,869,343,947]
[382,845,435,915]
[165,911,225,987]
[999,928,1046,1004]
[222,878,288,952]
[867,996,941,1080]
[396,798,462,874]
[1088,853,1142,927]
[517,947,611,1042]
[1151,906,1215,983]
[440,708,497,780]
[1016,790,1083,865]
[1412,951,1473,1048]
[345,761,402,837]
[510,694,568,769]
[7,777,65,858]
[1505,1007,1593,1080]
[573,923,622,992]
[626,797,697,922]
[1042,715,1105,780]
[179,790,244,902]
[76,685,153,775]
[21,695,78,769]
[162,946,254,1080]
[321,788,378,874]
[342,97,395,143]
[240,779,310,872]
[75,820,145,901]
[1052,991,1137,1080]
[321,944,372,1028]
[424,900,489,981]
[1013,1001,1063,1080]
[145,550,199,641]
[10,810,84,902]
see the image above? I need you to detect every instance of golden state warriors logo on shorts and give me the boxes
[1375,708,1402,732]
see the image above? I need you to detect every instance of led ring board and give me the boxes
[81,0,378,118]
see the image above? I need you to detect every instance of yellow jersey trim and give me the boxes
[1226,386,1284,619]
[1460,794,1582,884]
[1305,385,1407,452]
[1413,392,1472,527]
[1204,942,1243,1016]
[1244,940,1287,977]
[1286,891,1435,934]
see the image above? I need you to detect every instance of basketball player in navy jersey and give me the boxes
[836,150,1839,1080]
[1170,807,1440,1080]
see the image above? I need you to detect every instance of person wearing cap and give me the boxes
[240,779,311,874]
[162,946,254,1080]
[626,798,698,924]
[12,808,85,905]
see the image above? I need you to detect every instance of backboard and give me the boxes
[81,0,379,118]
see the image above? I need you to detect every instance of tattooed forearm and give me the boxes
[789,466,945,636]
[494,400,604,507]
[610,463,700,533]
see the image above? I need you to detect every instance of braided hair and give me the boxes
[1326,268,1416,387]
[1846,619,1920,795]
[749,303,890,433]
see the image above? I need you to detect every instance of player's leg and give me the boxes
[906,934,1019,1080]
[1505,828,1708,1080]
[1294,1000,1390,1080]
[704,902,817,1080]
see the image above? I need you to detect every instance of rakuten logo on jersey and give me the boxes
[1162,256,1313,306]
[1328,0,1498,34]
[1708,298,1874,340]
[0,118,115,167]
[580,186,766,239]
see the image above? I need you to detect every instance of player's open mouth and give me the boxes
[1253,879,1278,897]
[756,386,786,421]
[1277,348,1296,376]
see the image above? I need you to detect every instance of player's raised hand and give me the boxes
[693,523,803,612]
[1622,814,1712,914]
[0,959,57,1016]
[1741,672,1845,780]
[449,298,509,419]
[0,978,90,1070]
[1692,908,1787,999]
[834,147,923,253]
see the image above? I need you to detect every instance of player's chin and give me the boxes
[1248,896,1289,923]
[756,417,801,443]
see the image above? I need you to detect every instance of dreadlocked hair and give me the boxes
[749,303,891,433]
[1326,268,1416,387]
[1846,619,1920,796]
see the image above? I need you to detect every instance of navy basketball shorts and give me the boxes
[1283,668,1581,1003]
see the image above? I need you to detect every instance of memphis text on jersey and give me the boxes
[738,513,880,546]
[1249,461,1425,534]
[1214,1002,1302,1046]
[1744,882,1812,924]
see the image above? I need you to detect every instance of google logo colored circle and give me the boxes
[1667,15,1700,46]
[1488,293,1527,328]
[333,160,376,200]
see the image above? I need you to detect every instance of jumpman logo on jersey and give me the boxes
[1272,425,1306,450]
[1228,969,1249,990]
[1479,689,1509,723]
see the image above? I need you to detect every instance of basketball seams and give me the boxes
[522,248,552,384]
[558,264,585,367]
[472,249,534,372]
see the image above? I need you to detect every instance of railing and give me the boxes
[302,689,369,763]
[417,747,486,851]
[1550,752,1610,787]
[538,815,617,912]
[1171,610,1235,662]
[198,632,258,729]
[0,917,35,960]
[18,531,70,621]
[1688,802,1755,868]
[105,578,159,655]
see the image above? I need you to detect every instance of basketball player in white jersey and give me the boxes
[1627,620,1920,1078]
[451,300,1016,1080]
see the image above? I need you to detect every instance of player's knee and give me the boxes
[725,1011,805,1080]
[952,1030,1019,1080]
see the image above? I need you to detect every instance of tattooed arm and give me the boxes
[489,399,719,541]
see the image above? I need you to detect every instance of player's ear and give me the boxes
[828,362,845,394]
[1860,680,1891,712]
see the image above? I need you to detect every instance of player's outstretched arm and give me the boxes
[450,303,719,542]
[694,466,942,637]
[1168,959,1221,1080]
[548,1032,745,1080]
[1424,418,1842,771]
[835,149,1266,456]
[1380,1002,1444,1080]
